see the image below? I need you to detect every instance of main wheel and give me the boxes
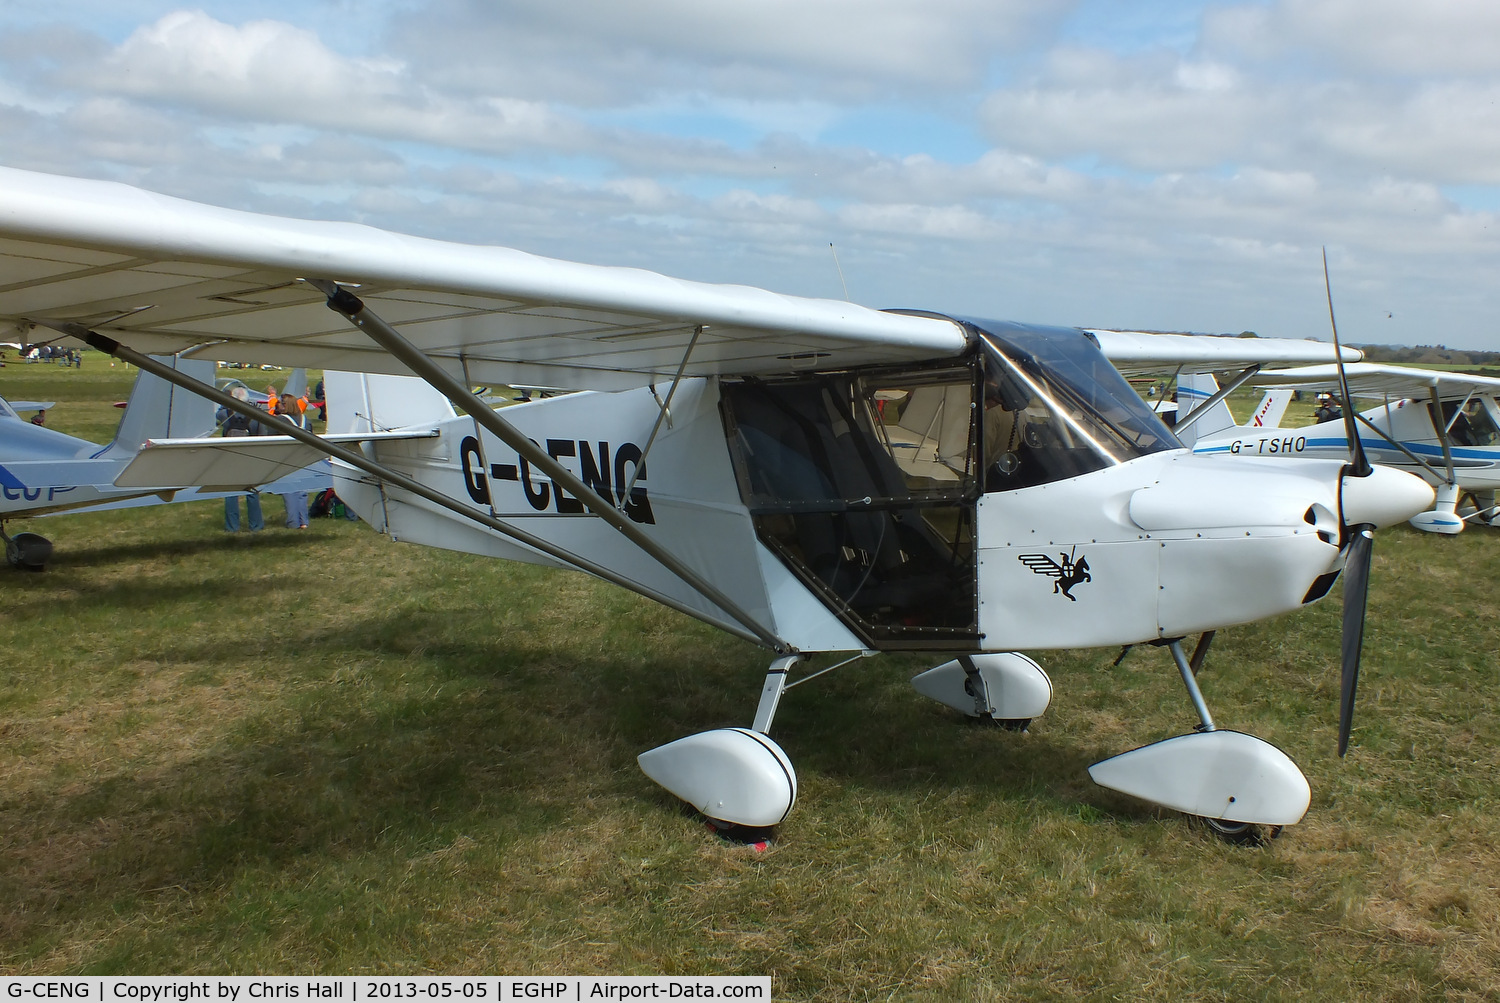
[1200,816,1283,846]
[4,531,52,571]
[972,713,1031,732]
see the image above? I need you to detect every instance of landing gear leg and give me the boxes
[1460,489,1499,527]
[752,654,801,733]
[1168,638,1215,733]
[958,655,1030,730]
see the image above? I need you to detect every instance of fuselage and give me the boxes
[331,320,1425,655]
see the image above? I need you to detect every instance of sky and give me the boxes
[3,0,1500,349]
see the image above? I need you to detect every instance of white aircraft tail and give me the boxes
[1174,373,1236,447]
[324,371,456,434]
[1245,389,1292,429]
[281,368,309,399]
[99,356,219,458]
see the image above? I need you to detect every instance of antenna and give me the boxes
[829,243,851,301]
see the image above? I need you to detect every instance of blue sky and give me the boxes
[4,1,1500,349]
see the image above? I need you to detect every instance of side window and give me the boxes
[863,369,981,497]
[1438,399,1497,448]
[1477,399,1500,446]
[721,363,981,645]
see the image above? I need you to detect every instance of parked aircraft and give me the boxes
[0,167,1436,841]
[1179,364,1500,533]
[0,357,328,568]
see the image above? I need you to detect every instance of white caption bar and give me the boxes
[2,978,771,1002]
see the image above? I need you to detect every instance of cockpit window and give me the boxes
[971,322,1178,490]
[1479,398,1500,445]
[1442,397,1500,447]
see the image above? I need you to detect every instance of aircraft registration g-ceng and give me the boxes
[0,166,1436,841]
[1178,365,1500,534]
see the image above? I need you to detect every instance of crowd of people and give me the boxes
[218,377,350,533]
[12,345,84,366]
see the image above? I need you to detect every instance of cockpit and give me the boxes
[720,318,1179,647]
[1438,396,1500,448]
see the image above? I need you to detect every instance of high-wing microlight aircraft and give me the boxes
[1179,364,1500,534]
[0,167,1435,840]
[0,357,329,568]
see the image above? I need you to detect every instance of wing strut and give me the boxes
[308,280,788,654]
[1172,364,1261,434]
[69,325,779,650]
[1427,386,1460,488]
[1345,404,1450,484]
[620,323,704,513]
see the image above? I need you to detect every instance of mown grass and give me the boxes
[2,360,1498,998]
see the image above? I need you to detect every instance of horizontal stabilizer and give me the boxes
[114,430,439,491]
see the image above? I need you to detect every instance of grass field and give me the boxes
[3,356,1499,998]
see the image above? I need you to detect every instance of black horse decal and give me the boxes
[1018,548,1092,601]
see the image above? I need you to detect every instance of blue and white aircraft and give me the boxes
[0,357,330,568]
[1178,364,1500,534]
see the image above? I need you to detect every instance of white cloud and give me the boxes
[89,11,592,154]
[103,11,403,108]
[979,50,1269,172]
[1206,0,1500,77]
[390,0,1074,104]
[2,2,1500,348]
[978,43,1500,187]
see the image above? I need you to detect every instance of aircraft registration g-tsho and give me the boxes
[1176,364,1500,535]
[0,167,1436,842]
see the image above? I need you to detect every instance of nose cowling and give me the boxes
[1340,465,1435,529]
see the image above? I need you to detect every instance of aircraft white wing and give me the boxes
[1253,363,1500,400]
[0,167,967,391]
[114,431,440,492]
[1089,330,1360,375]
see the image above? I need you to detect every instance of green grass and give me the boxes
[2,361,1499,998]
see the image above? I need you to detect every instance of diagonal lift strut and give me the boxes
[308,279,786,652]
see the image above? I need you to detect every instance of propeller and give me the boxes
[1324,247,1374,756]
[1338,526,1372,755]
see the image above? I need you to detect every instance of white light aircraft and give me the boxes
[1178,364,1500,534]
[0,167,1436,840]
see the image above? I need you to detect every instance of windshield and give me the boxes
[961,319,1179,487]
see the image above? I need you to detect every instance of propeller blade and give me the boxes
[1322,248,1371,478]
[1338,525,1374,756]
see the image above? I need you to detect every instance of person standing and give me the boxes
[218,387,264,533]
[274,383,311,528]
